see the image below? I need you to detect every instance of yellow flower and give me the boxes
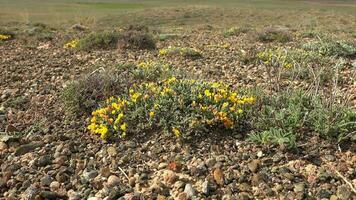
[120,123,127,132]
[115,113,124,123]
[64,39,79,48]
[237,109,243,114]
[204,89,212,97]
[0,34,11,40]
[159,49,168,55]
[149,111,155,118]
[222,102,229,109]
[172,127,181,137]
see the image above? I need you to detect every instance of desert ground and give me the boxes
[0,0,355,199]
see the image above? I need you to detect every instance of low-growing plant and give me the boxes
[223,27,249,37]
[88,77,255,139]
[61,62,179,115]
[0,28,15,41]
[248,128,296,148]
[118,26,156,50]
[257,27,292,43]
[76,31,120,50]
[157,33,179,41]
[302,36,356,57]
[159,46,202,59]
[25,23,54,41]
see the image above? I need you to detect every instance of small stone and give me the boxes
[336,185,351,200]
[177,192,187,200]
[330,195,338,200]
[248,159,260,173]
[82,169,98,181]
[184,183,195,198]
[157,194,166,200]
[49,181,60,191]
[107,146,117,156]
[202,180,209,195]
[251,173,264,186]
[318,189,331,198]
[257,151,264,158]
[88,197,102,200]
[158,163,168,170]
[40,175,52,187]
[129,177,136,187]
[163,170,177,185]
[293,182,305,193]
[15,142,44,156]
[100,167,111,178]
[67,190,82,200]
[5,124,18,133]
[36,155,52,167]
[0,142,8,151]
[213,168,224,185]
[205,158,216,168]
[107,175,120,187]
[324,155,335,162]
[124,192,141,200]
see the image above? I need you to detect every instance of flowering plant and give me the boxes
[88,77,255,139]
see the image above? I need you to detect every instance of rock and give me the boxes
[40,175,52,187]
[202,180,209,195]
[184,183,195,198]
[318,189,331,198]
[129,177,136,187]
[336,185,351,200]
[157,194,166,200]
[5,124,18,133]
[49,181,60,191]
[158,162,168,170]
[251,173,264,186]
[205,158,216,168]
[36,155,52,167]
[15,142,44,156]
[67,189,82,200]
[107,146,117,156]
[330,195,338,200]
[248,159,260,173]
[213,168,224,185]
[0,142,8,151]
[293,182,305,193]
[324,155,335,162]
[22,185,39,200]
[40,191,64,199]
[100,167,111,178]
[163,170,177,185]
[124,192,141,200]
[0,134,20,143]
[82,169,98,181]
[177,192,187,200]
[88,197,102,200]
[257,151,264,158]
[107,175,120,187]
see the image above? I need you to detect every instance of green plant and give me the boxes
[248,128,296,148]
[61,62,179,115]
[118,26,156,50]
[257,27,292,43]
[302,36,356,57]
[223,27,249,37]
[159,46,202,59]
[76,31,120,50]
[88,77,255,139]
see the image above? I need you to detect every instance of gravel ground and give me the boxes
[0,30,355,200]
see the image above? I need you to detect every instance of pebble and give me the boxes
[184,183,195,198]
[213,168,224,185]
[336,185,351,200]
[202,180,209,195]
[107,175,120,187]
[40,175,52,187]
[293,182,305,193]
[0,142,8,151]
[50,181,60,191]
[248,159,260,173]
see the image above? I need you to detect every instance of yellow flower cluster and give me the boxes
[88,77,255,139]
[257,48,294,69]
[0,34,11,41]
[64,39,79,48]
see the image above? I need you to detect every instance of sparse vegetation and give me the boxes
[76,31,120,50]
[117,26,156,50]
[159,46,202,59]
[257,27,292,43]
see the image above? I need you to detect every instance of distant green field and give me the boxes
[0,0,355,29]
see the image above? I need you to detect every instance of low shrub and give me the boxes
[159,46,202,59]
[76,31,120,50]
[157,33,179,41]
[118,26,156,50]
[61,61,178,115]
[88,77,255,139]
[302,37,356,57]
[25,23,54,41]
[223,27,249,37]
[248,89,355,145]
[257,27,292,43]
